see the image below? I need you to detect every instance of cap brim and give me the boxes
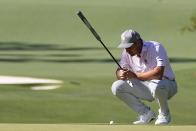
[118,43,134,48]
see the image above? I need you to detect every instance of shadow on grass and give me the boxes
[0,57,196,63]
[0,41,195,63]
[169,58,196,63]
[0,53,81,57]
[0,41,107,51]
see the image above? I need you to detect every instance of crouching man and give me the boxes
[111,29,177,125]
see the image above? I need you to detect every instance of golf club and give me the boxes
[77,11,122,69]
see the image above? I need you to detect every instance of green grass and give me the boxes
[0,124,196,131]
[0,0,195,126]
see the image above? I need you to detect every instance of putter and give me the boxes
[77,11,122,69]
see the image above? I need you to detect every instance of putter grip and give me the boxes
[77,11,122,69]
[77,11,101,41]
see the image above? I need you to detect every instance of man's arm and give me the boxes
[135,66,164,80]
[116,68,137,80]
[117,66,164,81]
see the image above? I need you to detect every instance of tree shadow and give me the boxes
[0,41,195,64]
[0,41,114,63]
[0,41,107,51]
[169,57,196,63]
[0,57,195,63]
[0,53,81,57]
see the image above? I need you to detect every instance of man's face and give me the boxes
[125,43,139,56]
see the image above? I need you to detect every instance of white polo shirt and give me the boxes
[120,41,175,80]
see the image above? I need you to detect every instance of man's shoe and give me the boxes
[133,110,156,125]
[155,110,171,125]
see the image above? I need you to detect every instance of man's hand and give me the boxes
[116,68,136,80]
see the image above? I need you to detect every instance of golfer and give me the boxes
[111,29,177,125]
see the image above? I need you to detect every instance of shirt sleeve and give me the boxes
[155,44,167,66]
[119,49,131,69]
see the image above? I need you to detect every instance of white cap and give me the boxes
[118,29,141,48]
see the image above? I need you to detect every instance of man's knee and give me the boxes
[154,80,177,99]
[153,80,168,98]
[111,80,128,95]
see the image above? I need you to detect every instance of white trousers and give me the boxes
[111,79,177,115]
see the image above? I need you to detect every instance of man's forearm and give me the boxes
[135,66,164,81]
[135,72,160,81]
